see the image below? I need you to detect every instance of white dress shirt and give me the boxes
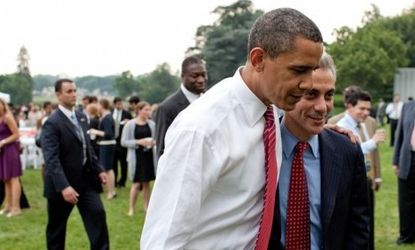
[180,83,201,103]
[385,101,403,119]
[337,112,376,154]
[141,68,282,250]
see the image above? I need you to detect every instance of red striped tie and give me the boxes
[285,141,310,250]
[255,106,278,249]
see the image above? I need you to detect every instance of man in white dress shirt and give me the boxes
[141,8,324,249]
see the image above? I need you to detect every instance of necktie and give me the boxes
[70,113,87,165]
[114,110,121,138]
[357,123,372,172]
[255,106,278,249]
[285,141,310,250]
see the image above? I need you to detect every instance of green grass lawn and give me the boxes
[1,124,414,249]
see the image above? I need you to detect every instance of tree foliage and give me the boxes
[0,74,33,105]
[137,63,180,103]
[113,64,180,103]
[113,71,140,99]
[188,0,263,86]
[328,5,409,99]
[379,7,415,67]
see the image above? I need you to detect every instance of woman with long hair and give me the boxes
[0,98,22,217]
[121,101,156,215]
[88,98,117,199]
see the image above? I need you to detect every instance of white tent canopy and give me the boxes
[0,92,10,103]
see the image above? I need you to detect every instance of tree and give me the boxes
[188,0,263,86]
[328,5,409,99]
[0,74,33,105]
[113,71,140,98]
[379,7,415,67]
[138,63,180,103]
[17,46,31,76]
[0,46,34,105]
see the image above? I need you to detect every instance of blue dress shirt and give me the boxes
[279,123,322,250]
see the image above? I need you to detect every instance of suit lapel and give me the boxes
[319,130,342,232]
[177,89,191,110]
[57,109,82,143]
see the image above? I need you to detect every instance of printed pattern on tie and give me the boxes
[285,141,310,250]
[255,106,278,250]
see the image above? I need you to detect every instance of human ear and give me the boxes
[249,47,266,72]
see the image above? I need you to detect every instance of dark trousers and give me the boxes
[367,179,374,250]
[113,145,128,187]
[397,155,415,244]
[390,118,398,147]
[46,189,109,250]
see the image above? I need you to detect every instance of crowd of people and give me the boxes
[1,7,415,250]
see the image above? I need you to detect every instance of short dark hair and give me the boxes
[43,101,52,109]
[248,8,323,58]
[345,89,372,106]
[113,96,123,104]
[99,98,111,110]
[89,95,98,103]
[54,78,74,92]
[181,56,204,75]
[128,95,140,104]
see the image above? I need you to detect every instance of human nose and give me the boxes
[314,96,327,113]
[298,73,313,91]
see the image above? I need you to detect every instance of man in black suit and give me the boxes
[270,52,370,249]
[393,99,415,245]
[154,56,207,157]
[112,96,132,187]
[41,79,109,250]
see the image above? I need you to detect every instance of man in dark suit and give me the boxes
[393,100,415,245]
[269,52,369,249]
[154,56,207,157]
[41,79,109,250]
[112,96,132,187]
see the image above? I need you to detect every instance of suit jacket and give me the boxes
[327,112,381,180]
[270,129,370,250]
[41,109,105,199]
[155,89,190,157]
[393,100,415,180]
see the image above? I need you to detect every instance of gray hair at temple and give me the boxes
[248,8,323,58]
[318,51,336,81]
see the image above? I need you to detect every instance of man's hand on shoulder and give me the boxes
[99,172,108,185]
[61,186,79,204]
[324,123,358,144]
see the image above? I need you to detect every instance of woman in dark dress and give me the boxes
[121,102,156,215]
[88,98,116,199]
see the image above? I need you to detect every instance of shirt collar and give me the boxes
[58,105,75,120]
[344,111,359,128]
[280,122,319,158]
[180,84,200,103]
[232,67,271,127]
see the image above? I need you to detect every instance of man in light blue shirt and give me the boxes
[275,52,370,249]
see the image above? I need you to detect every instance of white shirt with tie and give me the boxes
[141,68,282,250]
[337,112,376,154]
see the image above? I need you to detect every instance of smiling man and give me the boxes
[272,52,370,250]
[141,8,323,249]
